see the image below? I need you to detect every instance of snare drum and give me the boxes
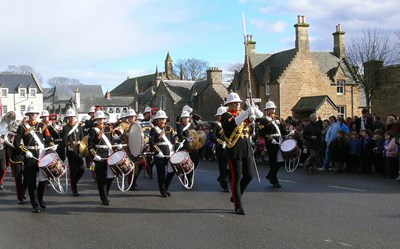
[169,151,194,175]
[280,139,300,160]
[38,152,66,179]
[107,150,135,176]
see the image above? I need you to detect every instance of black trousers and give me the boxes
[11,161,27,201]
[154,157,174,195]
[23,157,46,208]
[227,157,253,210]
[216,147,229,188]
[0,155,5,186]
[67,151,85,193]
[265,143,282,184]
[94,160,113,202]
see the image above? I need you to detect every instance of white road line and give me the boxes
[279,179,298,183]
[324,239,353,247]
[328,185,366,192]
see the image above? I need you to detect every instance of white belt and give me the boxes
[156,142,168,145]
[95,145,109,149]
[268,133,281,137]
[25,146,40,150]
[54,139,63,142]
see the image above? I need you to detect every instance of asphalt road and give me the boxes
[1,159,399,249]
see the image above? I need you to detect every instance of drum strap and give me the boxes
[67,123,79,137]
[24,123,45,153]
[271,120,283,144]
[182,123,191,132]
[154,126,174,155]
[94,127,113,155]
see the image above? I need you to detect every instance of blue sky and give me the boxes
[1,0,399,92]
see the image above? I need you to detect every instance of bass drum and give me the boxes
[128,122,145,157]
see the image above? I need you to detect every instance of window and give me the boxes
[265,81,270,96]
[337,80,345,94]
[30,89,36,97]
[20,105,26,112]
[1,89,7,97]
[159,96,166,110]
[2,105,7,114]
[19,89,26,97]
[337,105,346,118]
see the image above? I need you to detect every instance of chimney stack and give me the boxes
[246,34,256,54]
[106,90,111,100]
[294,15,310,53]
[75,88,80,109]
[332,24,346,58]
[207,67,222,85]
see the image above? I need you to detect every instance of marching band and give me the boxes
[1,93,296,215]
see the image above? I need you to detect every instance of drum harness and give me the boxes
[22,123,68,194]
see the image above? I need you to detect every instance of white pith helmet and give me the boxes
[215,106,227,116]
[144,106,152,113]
[125,109,137,117]
[224,92,243,105]
[40,110,49,118]
[182,104,193,114]
[94,110,106,119]
[88,106,96,114]
[154,110,168,119]
[264,100,277,110]
[180,111,191,119]
[25,104,40,114]
[65,108,76,117]
[137,113,144,121]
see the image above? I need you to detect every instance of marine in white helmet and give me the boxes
[258,100,287,188]
[61,108,85,196]
[220,92,263,215]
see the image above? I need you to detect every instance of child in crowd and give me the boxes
[372,129,385,175]
[346,131,360,173]
[359,129,374,174]
[384,130,399,179]
[330,130,348,173]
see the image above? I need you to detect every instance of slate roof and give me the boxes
[111,74,155,96]
[163,80,195,104]
[0,73,43,93]
[291,95,337,112]
[311,52,356,84]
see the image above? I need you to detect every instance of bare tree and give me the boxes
[175,58,209,80]
[2,65,43,84]
[346,28,400,111]
[223,62,243,82]
[47,77,82,87]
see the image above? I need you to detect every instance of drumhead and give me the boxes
[107,150,126,165]
[38,152,57,167]
[170,151,188,164]
[128,122,145,157]
[280,139,297,152]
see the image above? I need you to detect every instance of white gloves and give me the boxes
[116,144,123,150]
[234,110,250,125]
[271,139,279,145]
[156,152,164,158]
[93,155,102,161]
[25,151,33,159]
[253,105,263,118]
[247,107,255,116]
[113,134,120,140]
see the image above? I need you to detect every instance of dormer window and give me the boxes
[337,80,345,94]
[30,88,36,97]
[19,89,26,97]
[1,88,7,97]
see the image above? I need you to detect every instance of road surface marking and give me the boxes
[328,185,366,192]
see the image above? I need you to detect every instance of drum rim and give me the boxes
[38,152,58,167]
[128,122,145,157]
[107,150,127,165]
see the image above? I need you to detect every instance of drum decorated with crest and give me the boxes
[280,138,300,161]
[38,152,66,179]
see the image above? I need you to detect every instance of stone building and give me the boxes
[230,15,362,120]
[0,73,43,117]
[370,62,400,117]
[111,53,229,126]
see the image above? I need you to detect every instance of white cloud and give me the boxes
[251,19,287,33]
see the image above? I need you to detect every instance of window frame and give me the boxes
[19,88,27,98]
[336,80,345,94]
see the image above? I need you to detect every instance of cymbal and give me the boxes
[79,135,89,157]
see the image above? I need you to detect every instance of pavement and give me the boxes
[1,159,400,249]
